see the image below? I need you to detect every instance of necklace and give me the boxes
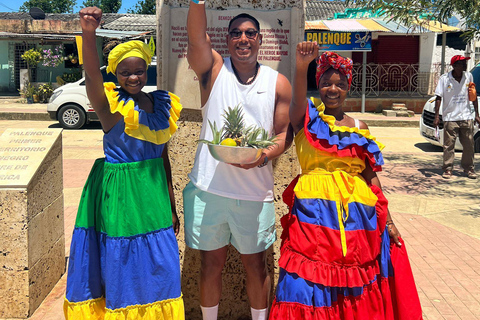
[231,62,260,85]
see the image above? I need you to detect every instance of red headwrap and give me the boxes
[315,51,353,88]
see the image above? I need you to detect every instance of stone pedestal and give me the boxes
[0,128,65,319]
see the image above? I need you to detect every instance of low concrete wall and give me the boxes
[343,97,428,114]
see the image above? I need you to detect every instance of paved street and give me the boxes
[1,118,480,319]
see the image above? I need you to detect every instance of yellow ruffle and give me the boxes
[64,295,185,320]
[104,83,182,145]
[310,97,385,151]
[64,296,106,320]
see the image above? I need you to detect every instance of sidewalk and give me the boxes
[0,96,422,127]
[2,106,480,320]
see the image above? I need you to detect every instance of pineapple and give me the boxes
[198,120,223,145]
[198,103,278,149]
[222,104,245,144]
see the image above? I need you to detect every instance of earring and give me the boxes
[259,40,262,44]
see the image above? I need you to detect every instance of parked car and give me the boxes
[47,65,158,129]
[419,64,480,151]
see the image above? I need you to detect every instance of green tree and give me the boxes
[128,0,155,14]
[82,0,121,13]
[20,0,76,13]
[346,0,480,40]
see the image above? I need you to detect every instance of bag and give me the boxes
[469,82,477,101]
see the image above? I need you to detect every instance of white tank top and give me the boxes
[188,57,278,201]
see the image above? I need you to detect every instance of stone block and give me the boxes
[0,270,29,318]
[27,140,63,222]
[28,195,64,266]
[0,128,65,319]
[28,237,65,314]
[396,111,410,117]
[0,217,28,271]
[0,189,27,223]
[382,110,397,117]
[392,103,407,111]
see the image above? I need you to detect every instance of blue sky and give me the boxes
[0,0,140,13]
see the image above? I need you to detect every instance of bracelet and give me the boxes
[258,155,268,168]
[386,220,394,225]
[191,0,205,4]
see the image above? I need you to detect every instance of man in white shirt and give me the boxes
[434,55,479,179]
[183,2,292,320]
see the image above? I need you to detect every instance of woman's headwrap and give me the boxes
[106,40,152,74]
[315,51,353,88]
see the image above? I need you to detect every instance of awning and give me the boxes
[305,18,461,34]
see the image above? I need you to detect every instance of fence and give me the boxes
[349,63,452,98]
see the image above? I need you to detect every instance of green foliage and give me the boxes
[37,83,54,103]
[21,48,41,67]
[346,0,480,41]
[19,81,35,98]
[20,0,75,13]
[83,0,121,13]
[61,70,83,83]
[128,0,155,14]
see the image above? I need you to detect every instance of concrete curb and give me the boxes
[0,112,52,121]
[0,110,421,128]
[362,119,419,128]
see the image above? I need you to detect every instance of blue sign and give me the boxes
[305,31,372,51]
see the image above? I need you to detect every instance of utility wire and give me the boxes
[0,1,15,11]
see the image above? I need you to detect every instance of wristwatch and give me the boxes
[258,155,268,168]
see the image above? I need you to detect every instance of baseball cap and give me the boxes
[450,55,471,65]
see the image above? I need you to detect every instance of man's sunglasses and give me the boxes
[228,29,259,39]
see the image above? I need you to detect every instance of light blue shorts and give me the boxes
[183,181,276,254]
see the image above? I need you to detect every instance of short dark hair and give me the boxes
[228,13,260,32]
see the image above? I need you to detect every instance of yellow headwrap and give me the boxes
[106,40,152,74]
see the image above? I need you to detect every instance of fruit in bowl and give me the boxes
[198,104,277,164]
[207,144,263,164]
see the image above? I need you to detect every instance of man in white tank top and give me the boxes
[184,2,292,320]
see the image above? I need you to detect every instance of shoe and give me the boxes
[442,170,452,179]
[465,170,477,179]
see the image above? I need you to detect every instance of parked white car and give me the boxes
[419,64,480,151]
[47,65,158,129]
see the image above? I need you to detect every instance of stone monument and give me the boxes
[0,128,65,319]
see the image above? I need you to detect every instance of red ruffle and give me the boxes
[304,104,383,172]
[278,244,380,288]
[387,238,424,320]
[269,280,386,320]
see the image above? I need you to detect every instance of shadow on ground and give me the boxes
[380,153,480,218]
[414,142,443,153]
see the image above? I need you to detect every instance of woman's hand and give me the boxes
[387,222,402,247]
[296,41,319,69]
[172,212,180,236]
[79,7,102,32]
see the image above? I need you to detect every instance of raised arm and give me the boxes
[186,2,223,105]
[291,41,319,134]
[79,7,119,131]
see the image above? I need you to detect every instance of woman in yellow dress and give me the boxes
[269,42,422,319]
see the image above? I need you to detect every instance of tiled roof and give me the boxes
[305,0,351,21]
[0,11,153,32]
[102,14,156,31]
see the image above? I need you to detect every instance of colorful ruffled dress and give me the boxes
[64,83,185,320]
[269,98,422,320]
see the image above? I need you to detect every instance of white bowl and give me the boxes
[207,144,263,164]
